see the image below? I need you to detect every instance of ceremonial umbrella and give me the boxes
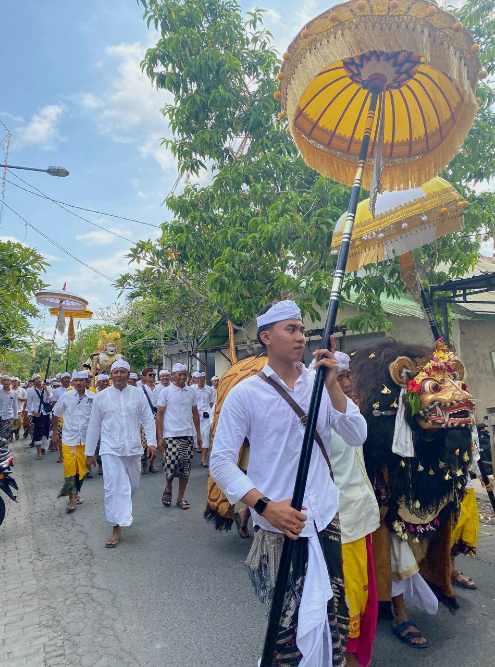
[331,176,467,338]
[49,307,93,371]
[263,1,482,663]
[35,287,88,389]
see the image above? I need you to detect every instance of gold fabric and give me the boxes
[451,487,479,557]
[331,177,464,273]
[279,0,480,190]
[62,443,87,481]
[342,537,369,639]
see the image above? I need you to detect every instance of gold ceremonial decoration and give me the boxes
[331,177,464,272]
[279,0,480,190]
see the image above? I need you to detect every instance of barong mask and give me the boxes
[389,340,474,431]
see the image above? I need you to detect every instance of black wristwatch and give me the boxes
[254,496,271,515]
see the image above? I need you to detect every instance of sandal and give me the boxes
[75,497,83,505]
[36,455,43,460]
[105,537,120,549]
[176,498,190,510]
[148,465,158,473]
[392,621,429,649]
[452,570,477,590]
[162,491,172,507]
[66,502,75,514]
[235,514,250,539]
[57,457,63,463]
[201,462,209,467]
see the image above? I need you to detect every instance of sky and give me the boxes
[0,0,486,345]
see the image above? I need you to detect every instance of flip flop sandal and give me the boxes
[453,572,477,589]
[201,462,209,467]
[36,455,43,460]
[176,499,190,510]
[392,621,429,649]
[162,491,172,507]
[66,504,75,514]
[75,498,83,505]
[57,457,63,463]
[235,515,250,539]
[105,537,120,549]
[98,471,103,475]
[148,466,158,473]
[86,472,93,478]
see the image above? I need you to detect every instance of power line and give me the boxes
[1,200,114,282]
[6,169,159,228]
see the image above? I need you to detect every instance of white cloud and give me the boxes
[76,227,132,246]
[77,40,175,171]
[15,104,65,150]
[0,111,25,124]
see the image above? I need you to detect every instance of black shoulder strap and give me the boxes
[142,385,157,416]
[257,371,333,479]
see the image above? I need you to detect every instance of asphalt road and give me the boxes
[2,438,495,666]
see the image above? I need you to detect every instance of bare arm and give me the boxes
[52,415,60,443]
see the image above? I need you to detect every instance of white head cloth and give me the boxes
[53,381,61,387]
[60,372,70,379]
[256,300,302,328]
[172,363,187,373]
[96,374,109,381]
[196,371,205,378]
[334,351,350,371]
[392,388,415,458]
[56,373,62,379]
[111,359,130,372]
[129,372,138,379]
[32,374,41,380]
[2,375,11,381]
[159,369,171,377]
[211,376,219,381]
[72,370,89,380]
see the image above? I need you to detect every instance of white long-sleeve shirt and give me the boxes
[0,388,18,420]
[52,389,94,446]
[85,384,157,457]
[210,362,367,533]
[26,385,51,416]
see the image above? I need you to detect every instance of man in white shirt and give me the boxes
[194,371,215,467]
[157,363,202,510]
[326,352,380,667]
[85,360,157,548]
[11,378,25,441]
[50,372,71,455]
[139,368,158,474]
[0,376,18,446]
[210,375,219,402]
[96,374,110,392]
[52,370,94,513]
[128,372,138,387]
[26,375,51,460]
[210,300,367,667]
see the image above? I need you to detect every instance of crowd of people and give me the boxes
[0,300,492,667]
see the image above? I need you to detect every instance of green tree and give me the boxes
[0,240,48,352]
[133,0,495,333]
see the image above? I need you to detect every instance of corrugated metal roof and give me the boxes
[346,291,470,320]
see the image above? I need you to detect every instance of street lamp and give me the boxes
[4,164,69,177]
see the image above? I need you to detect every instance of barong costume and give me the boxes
[53,373,94,497]
[211,300,368,667]
[86,363,157,527]
[350,340,474,613]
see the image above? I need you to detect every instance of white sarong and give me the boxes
[101,453,141,527]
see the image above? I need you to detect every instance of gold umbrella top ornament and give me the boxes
[49,307,93,343]
[278,0,483,192]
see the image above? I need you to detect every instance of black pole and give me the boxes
[419,284,441,341]
[442,298,450,346]
[260,79,384,666]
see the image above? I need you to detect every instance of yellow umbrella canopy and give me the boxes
[331,177,467,272]
[48,307,93,319]
[278,0,482,190]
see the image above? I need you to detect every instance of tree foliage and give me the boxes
[132,0,495,334]
[0,240,48,353]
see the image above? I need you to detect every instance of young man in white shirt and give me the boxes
[11,378,25,441]
[210,300,367,667]
[96,374,110,392]
[139,368,158,474]
[210,375,219,402]
[194,371,215,467]
[85,360,157,548]
[26,375,51,460]
[0,376,18,446]
[50,372,71,455]
[52,370,94,513]
[157,363,202,510]
[128,372,138,387]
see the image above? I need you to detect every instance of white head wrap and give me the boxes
[111,359,130,372]
[172,363,187,373]
[211,376,219,381]
[256,300,302,328]
[159,369,171,377]
[72,370,89,380]
[97,374,109,381]
[32,374,41,380]
[60,372,70,379]
[334,351,350,371]
[196,371,205,378]
[129,372,138,380]
[2,375,11,381]
[56,373,62,379]
[53,381,61,387]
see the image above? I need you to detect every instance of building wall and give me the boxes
[458,319,495,420]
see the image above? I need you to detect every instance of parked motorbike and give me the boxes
[0,451,17,528]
